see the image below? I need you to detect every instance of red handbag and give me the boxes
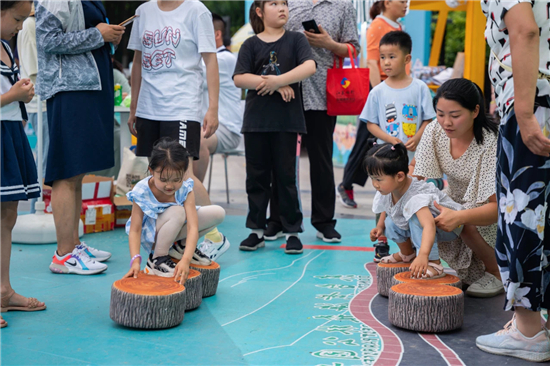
[326,44,370,116]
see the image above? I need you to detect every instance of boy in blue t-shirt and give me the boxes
[359,30,436,262]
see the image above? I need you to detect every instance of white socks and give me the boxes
[251,229,264,238]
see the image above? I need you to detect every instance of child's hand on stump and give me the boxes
[123,261,141,279]
[410,256,428,278]
[175,260,190,285]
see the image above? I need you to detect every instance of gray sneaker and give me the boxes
[466,272,504,298]
[336,183,357,209]
[476,317,550,362]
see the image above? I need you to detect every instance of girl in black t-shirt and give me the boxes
[233,0,316,254]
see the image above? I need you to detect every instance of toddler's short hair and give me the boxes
[380,30,412,55]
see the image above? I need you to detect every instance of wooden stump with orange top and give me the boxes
[110,272,186,329]
[392,271,462,290]
[185,269,203,310]
[190,261,220,298]
[376,262,411,297]
[388,282,464,333]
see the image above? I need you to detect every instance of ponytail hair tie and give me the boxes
[391,146,395,150]
[373,141,377,145]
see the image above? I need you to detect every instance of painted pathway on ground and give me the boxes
[2,216,537,366]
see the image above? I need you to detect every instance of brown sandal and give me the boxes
[1,290,46,313]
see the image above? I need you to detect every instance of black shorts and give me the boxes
[135,117,201,159]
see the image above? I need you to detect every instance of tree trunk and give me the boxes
[392,271,462,290]
[376,262,411,297]
[388,283,464,333]
[190,261,220,298]
[185,269,203,310]
[110,272,186,329]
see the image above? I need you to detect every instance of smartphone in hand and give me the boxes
[302,19,320,34]
[119,15,139,27]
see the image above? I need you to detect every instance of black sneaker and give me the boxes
[316,227,342,243]
[239,234,265,251]
[373,241,390,263]
[144,254,177,277]
[169,240,211,265]
[284,236,303,254]
[264,221,284,241]
[191,248,212,266]
[336,183,357,209]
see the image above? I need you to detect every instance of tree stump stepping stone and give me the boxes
[190,261,220,298]
[388,282,464,333]
[185,269,203,310]
[110,272,186,329]
[377,262,411,297]
[392,271,462,290]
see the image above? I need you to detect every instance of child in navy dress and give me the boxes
[1,0,46,328]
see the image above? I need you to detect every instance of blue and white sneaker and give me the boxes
[476,316,550,362]
[49,248,108,275]
[198,234,230,261]
[76,242,111,262]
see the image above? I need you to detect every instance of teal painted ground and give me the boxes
[3,215,384,366]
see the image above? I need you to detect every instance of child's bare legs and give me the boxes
[382,215,416,262]
[154,205,225,257]
[460,224,500,280]
[389,238,415,261]
[1,201,45,313]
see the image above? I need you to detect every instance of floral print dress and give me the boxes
[482,0,550,312]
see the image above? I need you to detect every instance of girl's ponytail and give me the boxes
[249,1,265,34]
[364,142,409,177]
[392,141,408,160]
[369,1,385,20]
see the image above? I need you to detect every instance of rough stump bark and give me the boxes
[185,269,203,310]
[377,262,411,297]
[110,272,186,329]
[388,283,464,333]
[190,261,220,297]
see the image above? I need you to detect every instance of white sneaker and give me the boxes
[168,241,185,260]
[49,248,108,275]
[466,272,504,298]
[192,248,212,266]
[76,242,111,262]
[169,241,212,266]
[476,317,550,362]
[144,254,176,277]
[199,234,230,261]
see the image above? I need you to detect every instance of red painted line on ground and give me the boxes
[347,262,404,366]
[279,244,374,251]
[418,334,466,366]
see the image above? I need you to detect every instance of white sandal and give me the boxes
[380,251,416,264]
[422,262,446,279]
